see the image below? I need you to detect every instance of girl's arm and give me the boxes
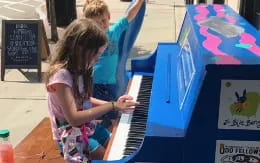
[125,0,145,22]
[55,83,139,127]
[90,97,108,106]
[90,97,108,107]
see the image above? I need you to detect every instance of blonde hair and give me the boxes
[45,18,107,101]
[83,0,109,19]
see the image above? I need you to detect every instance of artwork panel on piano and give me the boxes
[185,4,260,64]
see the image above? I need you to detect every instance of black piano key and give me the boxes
[130,122,146,126]
[125,142,143,147]
[133,112,148,116]
[134,107,148,111]
[125,143,141,148]
[129,128,145,132]
[128,126,146,130]
[134,108,148,112]
[124,151,134,156]
[129,126,146,130]
[131,117,147,121]
[132,112,148,115]
[127,135,145,140]
[132,110,147,114]
[136,103,149,107]
[125,142,143,148]
[127,133,145,138]
[123,76,153,157]
[124,146,139,152]
[124,147,139,154]
[127,132,145,137]
[125,138,143,144]
[128,128,145,132]
[127,130,145,134]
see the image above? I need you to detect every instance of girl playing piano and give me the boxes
[45,18,139,162]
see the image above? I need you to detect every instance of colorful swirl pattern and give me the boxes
[213,5,260,56]
[195,5,240,64]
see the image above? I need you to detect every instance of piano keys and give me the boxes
[93,4,260,163]
[106,75,153,160]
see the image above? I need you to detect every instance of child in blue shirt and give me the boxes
[83,0,145,127]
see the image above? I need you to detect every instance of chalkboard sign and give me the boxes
[1,20,42,81]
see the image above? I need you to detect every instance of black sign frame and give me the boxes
[1,19,42,81]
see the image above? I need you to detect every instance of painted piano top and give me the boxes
[179,4,260,65]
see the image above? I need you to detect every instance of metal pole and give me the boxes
[185,0,194,4]
[198,0,206,4]
[49,0,59,42]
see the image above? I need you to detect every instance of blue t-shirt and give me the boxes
[93,17,129,84]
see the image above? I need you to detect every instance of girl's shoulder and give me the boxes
[47,69,73,91]
[52,69,72,81]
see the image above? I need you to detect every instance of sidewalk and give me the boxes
[38,0,185,61]
[0,0,185,147]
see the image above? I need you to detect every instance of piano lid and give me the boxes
[182,4,260,65]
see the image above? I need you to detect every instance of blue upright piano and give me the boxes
[93,4,260,163]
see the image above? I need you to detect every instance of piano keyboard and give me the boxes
[107,75,153,160]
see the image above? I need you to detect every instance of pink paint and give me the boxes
[194,4,209,21]
[213,5,236,24]
[240,33,260,56]
[212,5,260,57]
[194,5,240,64]
[213,5,225,17]
[224,15,236,24]
[200,26,240,64]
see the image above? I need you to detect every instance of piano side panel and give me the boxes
[181,4,260,162]
[183,65,260,162]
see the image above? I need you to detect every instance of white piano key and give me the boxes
[107,75,143,160]
[128,75,142,102]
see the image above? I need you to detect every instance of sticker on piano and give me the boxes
[215,140,260,163]
[218,80,260,130]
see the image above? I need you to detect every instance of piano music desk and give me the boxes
[14,117,64,163]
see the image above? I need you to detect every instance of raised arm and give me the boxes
[125,0,145,22]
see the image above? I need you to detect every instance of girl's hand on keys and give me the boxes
[114,95,139,112]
